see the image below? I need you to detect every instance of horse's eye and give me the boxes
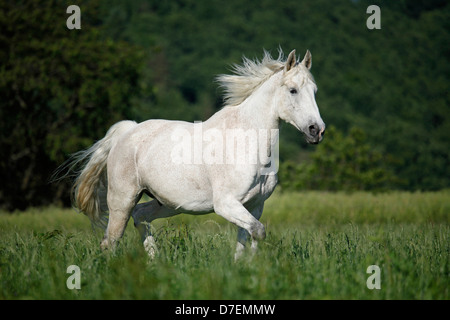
[289,88,298,95]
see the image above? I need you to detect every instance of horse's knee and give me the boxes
[250,221,265,241]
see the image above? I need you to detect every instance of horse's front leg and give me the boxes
[234,204,264,260]
[213,196,265,260]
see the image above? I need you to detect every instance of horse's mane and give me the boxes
[216,50,288,107]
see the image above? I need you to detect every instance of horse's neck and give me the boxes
[237,72,281,131]
[203,75,280,165]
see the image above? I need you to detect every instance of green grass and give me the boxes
[0,191,448,299]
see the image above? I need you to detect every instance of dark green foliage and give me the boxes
[279,126,401,191]
[1,0,449,210]
[0,1,144,210]
[98,0,450,191]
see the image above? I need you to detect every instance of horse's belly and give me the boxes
[141,159,215,212]
[146,173,214,213]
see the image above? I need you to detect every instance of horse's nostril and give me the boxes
[309,124,319,136]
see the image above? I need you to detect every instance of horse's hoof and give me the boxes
[100,238,109,251]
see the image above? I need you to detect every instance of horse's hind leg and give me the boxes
[100,185,141,251]
[132,200,178,257]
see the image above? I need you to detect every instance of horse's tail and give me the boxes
[60,120,137,229]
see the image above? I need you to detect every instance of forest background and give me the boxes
[0,0,448,211]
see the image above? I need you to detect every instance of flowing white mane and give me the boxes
[217,50,288,106]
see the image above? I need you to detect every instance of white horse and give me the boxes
[62,49,325,259]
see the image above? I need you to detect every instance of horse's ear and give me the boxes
[285,50,296,72]
[301,50,312,70]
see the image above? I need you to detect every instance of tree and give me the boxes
[101,0,449,191]
[0,0,144,210]
[279,126,400,191]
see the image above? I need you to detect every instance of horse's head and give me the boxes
[277,50,325,144]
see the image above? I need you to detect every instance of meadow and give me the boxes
[0,191,448,300]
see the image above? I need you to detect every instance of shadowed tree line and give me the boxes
[0,0,448,210]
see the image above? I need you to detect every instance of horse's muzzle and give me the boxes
[306,124,325,144]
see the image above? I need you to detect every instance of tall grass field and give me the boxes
[0,191,448,300]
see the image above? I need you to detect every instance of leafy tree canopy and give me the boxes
[1,0,448,210]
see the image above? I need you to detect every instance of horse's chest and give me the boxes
[242,173,278,206]
[260,173,278,197]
